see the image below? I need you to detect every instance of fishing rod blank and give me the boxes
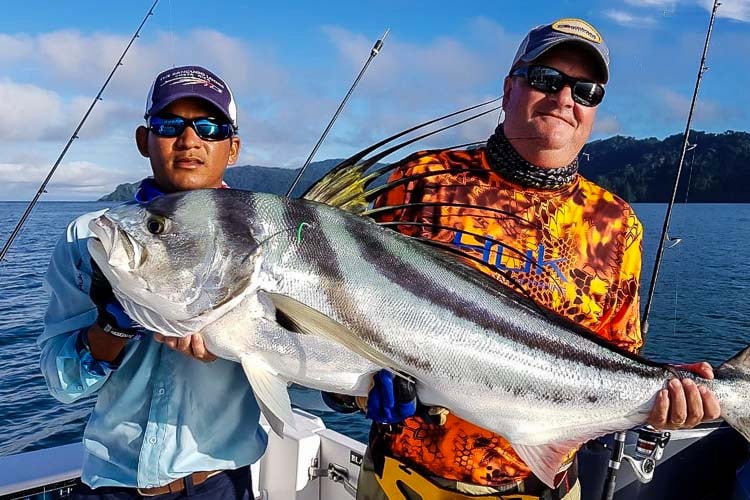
[0,0,161,263]
[640,0,720,340]
[286,29,389,197]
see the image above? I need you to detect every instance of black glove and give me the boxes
[89,259,139,339]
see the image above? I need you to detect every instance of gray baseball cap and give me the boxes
[511,18,610,84]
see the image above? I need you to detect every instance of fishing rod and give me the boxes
[640,0,720,339]
[601,2,721,499]
[285,29,389,197]
[0,0,160,263]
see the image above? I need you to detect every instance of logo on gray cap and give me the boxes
[511,18,610,84]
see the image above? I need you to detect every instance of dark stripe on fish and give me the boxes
[344,215,658,379]
[213,190,261,252]
[144,189,184,217]
[285,200,431,372]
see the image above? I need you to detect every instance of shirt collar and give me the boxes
[134,178,230,203]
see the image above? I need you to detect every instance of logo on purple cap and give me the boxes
[159,68,226,94]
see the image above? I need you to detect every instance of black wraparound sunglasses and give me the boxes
[510,65,605,107]
[148,115,236,141]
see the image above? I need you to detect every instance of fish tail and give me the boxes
[716,345,750,441]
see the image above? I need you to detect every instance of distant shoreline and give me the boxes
[5,129,750,203]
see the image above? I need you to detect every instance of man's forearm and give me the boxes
[86,324,130,362]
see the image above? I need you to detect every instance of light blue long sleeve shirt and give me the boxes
[38,206,267,488]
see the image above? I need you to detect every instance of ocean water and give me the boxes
[1,201,749,457]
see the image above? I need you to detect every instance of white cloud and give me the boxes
[324,25,501,101]
[0,79,139,143]
[609,80,737,139]
[0,33,34,63]
[0,80,65,142]
[624,0,750,21]
[68,97,142,140]
[626,0,676,5]
[36,31,128,83]
[314,24,509,158]
[605,10,658,26]
[592,115,623,138]
[0,161,142,201]
[0,29,291,99]
[712,0,750,21]
[656,88,730,125]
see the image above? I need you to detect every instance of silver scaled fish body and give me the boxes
[88,189,750,488]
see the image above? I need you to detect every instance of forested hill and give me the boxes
[579,130,750,203]
[100,130,750,203]
[98,159,343,201]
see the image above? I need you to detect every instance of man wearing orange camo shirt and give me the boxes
[351,18,721,500]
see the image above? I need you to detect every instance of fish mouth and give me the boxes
[88,216,145,271]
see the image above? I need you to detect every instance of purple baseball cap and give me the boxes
[511,18,610,84]
[144,65,238,127]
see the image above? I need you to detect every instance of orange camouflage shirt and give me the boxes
[372,146,643,487]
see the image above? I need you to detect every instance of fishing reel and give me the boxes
[621,426,671,483]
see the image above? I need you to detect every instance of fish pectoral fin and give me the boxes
[263,291,396,370]
[240,355,295,438]
[512,441,581,489]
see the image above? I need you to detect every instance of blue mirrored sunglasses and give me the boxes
[148,115,235,141]
[511,65,605,107]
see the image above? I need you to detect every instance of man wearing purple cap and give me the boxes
[351,18,720,500]
[39,65,265,499]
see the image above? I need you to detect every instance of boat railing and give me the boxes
[0,409,365,500]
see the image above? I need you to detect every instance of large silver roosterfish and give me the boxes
[87,181,750,488]
[87,103,750,488]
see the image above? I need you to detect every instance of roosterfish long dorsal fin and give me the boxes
[298,98,565,303]
[301,97,501,214]
[299,98,573,319]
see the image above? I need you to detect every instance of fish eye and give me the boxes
[146,216,166,235]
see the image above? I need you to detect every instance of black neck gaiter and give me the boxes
[485,125,578,189]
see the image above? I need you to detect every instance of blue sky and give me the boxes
[0,0,748,200]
